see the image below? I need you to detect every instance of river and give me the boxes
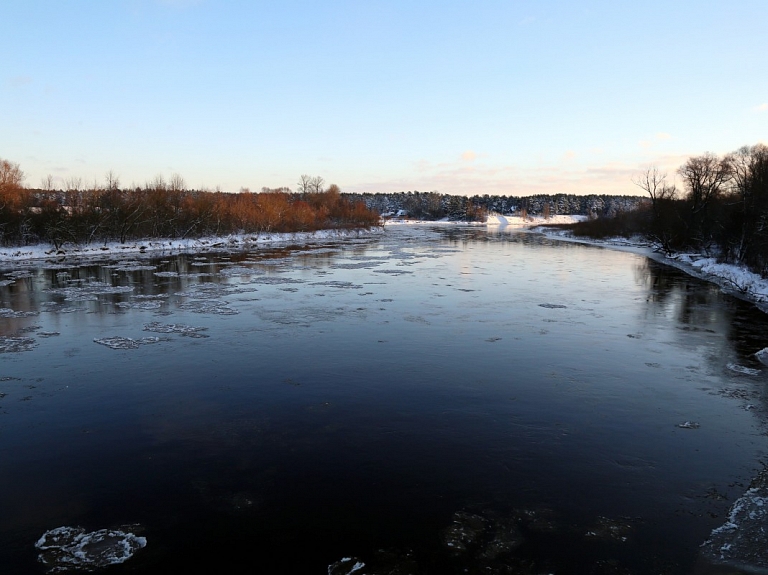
[1,225,767,574]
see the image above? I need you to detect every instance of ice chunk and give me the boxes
[93,336,161,350]
[701,471,768,569]
[35,525,146,572]
[154,271,179,278]
[755,348,768,366]
[47,281,134,301]
[539,303,567,309]
[677,421,700,429]
[143,322,209,337]
[0,307,39,318]
[115,301,164,310]
[727,363,761,376]
[0,336,37,353]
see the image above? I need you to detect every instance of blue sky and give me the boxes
[2,0,766,195]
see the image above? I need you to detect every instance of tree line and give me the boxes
[0,163,380,248]
[566,143,768,276]
[343,191,646,221]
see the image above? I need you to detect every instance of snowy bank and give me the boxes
[0,227,383,264]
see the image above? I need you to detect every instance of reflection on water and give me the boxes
[1,226,768,574]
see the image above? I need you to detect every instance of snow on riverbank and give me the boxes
[0,227,383,263]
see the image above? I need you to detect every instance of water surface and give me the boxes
[1,225,767,574]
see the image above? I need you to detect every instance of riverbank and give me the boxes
[535,224,768,310]
[0,227,384,264]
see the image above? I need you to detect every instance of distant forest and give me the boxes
[343,191,646,220]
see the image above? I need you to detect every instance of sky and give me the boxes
[1,0,766,196]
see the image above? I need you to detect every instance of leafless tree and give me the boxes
[105,170,120,191]
[0,158,24,191]
[297,174,312,195]
[41,174,55,191]
[677,153,730,214]
[309,176,325,194]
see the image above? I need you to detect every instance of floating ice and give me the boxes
[40,302,85,314]
[539,303,567,309]
[373,269,414,275]
[0,307,39,318]
[143,322,209,337]
[154,271,179,278]
[0,336,37,353]
[0,279,14,286]
[94,336,161,350]
[327,557,366,575]
[727,363,761,376]
[103,261,157,272]
[179,299,238,315]
[310,281,364,289]
[35,525,146,572]
[755,348,768,366]
[38,331,60,337]
[677,421,700,429]
[47,281,134,301]
[701,471,768,569]
[116,301,164,311]
[219,265,262,277]
[251,276,304,285]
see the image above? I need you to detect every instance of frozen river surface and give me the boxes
[2,225,768,574]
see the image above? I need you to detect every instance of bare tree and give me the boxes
[633,167,675,204]
[41,174,55,191]
[105,170,120,191]
[297,174,312,195]
[169,173,186,193]
[65,176,83,192]
[0,158,24,191]
[677,153,730,214]
[309,176,325,194]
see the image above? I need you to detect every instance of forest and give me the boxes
[0,165,380,248]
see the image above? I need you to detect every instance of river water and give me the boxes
[1,225,768,574]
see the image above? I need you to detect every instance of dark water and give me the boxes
[1,225,768,574]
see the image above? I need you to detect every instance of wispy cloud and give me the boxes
[656,132,672,140]
[461,150,477,162]
[757,103,768,112]
[5,75,32,88]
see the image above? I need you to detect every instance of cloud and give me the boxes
[5,75,32,88]
[656,132,672,140]
[563,150,577,160]
[461,150,477,162]
[757,103,768,112]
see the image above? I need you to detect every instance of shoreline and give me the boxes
[534,225,768,312]
[0,226,384,265]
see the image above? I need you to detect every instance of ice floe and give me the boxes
[727,363,761,376]
[677,421,701,429]
[701,470,768,570]
[115,300,164,311]
[47,281,134,301]
[93,336,162,350]
[0,307,39,318]
[178,299,238,315]
[35,525,146,572]
[143,321,209,337]
[755,348,768,366]
[0,336,37,353]
[538,303,567,309]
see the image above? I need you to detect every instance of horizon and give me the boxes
[2,0,766,196]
